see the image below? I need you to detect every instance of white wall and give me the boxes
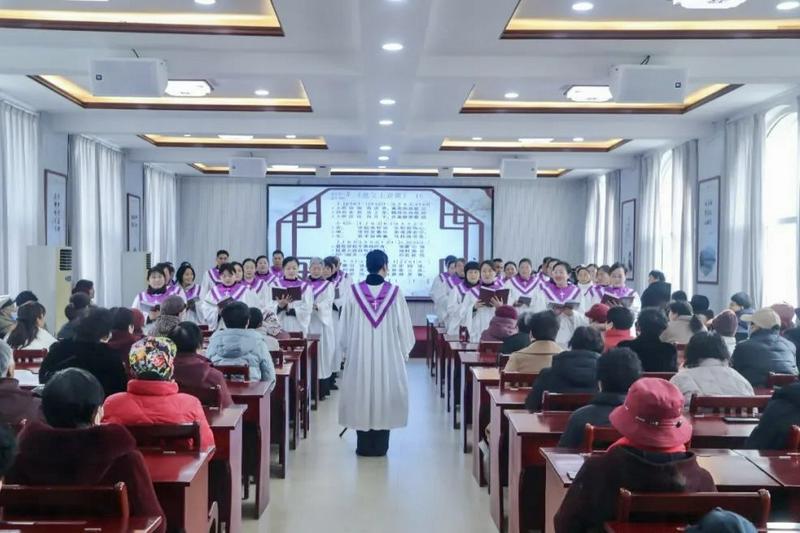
[38,118,68,246]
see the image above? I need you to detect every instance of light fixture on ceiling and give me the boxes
[379,119,394,126]
[271,164,300,171]
[378,165,387,169]
[379,145,392,151]
[518,138,554,143]
[572,1,594,11]
[183,134,191,137]
[472,137,483,141]
[285,134,297,139]
[218,134,254,141]
[380,98,396,106]
[382,42,404,52]
[572,137,585,142]
[454,167,474,172]
[504,92,519,99]
[164,80,212,97]
[777,0,800,9]
[378,155,390,161]
[254,89,270,96]
[565,85,613,103]
[673,0,747,8]
[65,0,110,2]
[194,0,217,5]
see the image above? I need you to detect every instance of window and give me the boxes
[655,150,682,282]
[762,109,799,306]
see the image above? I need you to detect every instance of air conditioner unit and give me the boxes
[26,246,72,333]
[229,158,267,177]
[90,58,168,97]
[500,159,538,180]
[121,252,152,308]
[610,65,689,104]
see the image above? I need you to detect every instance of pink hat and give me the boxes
[609,378,692,449]
[710,310,738,337]
[495,305,518,320]
[585,303,610,323]
[771,303,795,331]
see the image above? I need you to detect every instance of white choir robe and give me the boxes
[444,285,467,336]
[200,267,222,299]
[430,273,454,325]
[198,283,261,331]
[457,289,495,341]
[307,280,336,380]
[589,285,642,316]
[338,280,414,431]
[506,275,541,314]
[531,282,589,346]
[131,285,184,315]
[180,284,202,324]
[242,277,269,314]
[331,273,353,369]
[266,279,313,336]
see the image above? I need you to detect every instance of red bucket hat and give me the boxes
[609,378,692,449]
[495,305,518,320]
[585,303,609,323]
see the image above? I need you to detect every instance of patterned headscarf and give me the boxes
[129,336,176,380]
[261,309,283,337]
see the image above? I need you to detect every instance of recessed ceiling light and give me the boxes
[565,85,613,103]
[674,0,747,8]
[271,164,300,171]
[195,0,216,5]
[504,92,519,99]
[382,42,404,52]
[183,134,191,137]
[454,167,474,172]
[165,80,212,97]
[218,134,254,141]
[572,1,594,11]
[472,137,483,141]
[285,134,297,139]
[379,119,394,126]
[378,155,390,161]
[572,137,585,142]
[777,0,800,9]
[380,98,396,106]
[378,165,387,169]
[379,145,392,151]
[254,89,270,96]
[518,138,554,143]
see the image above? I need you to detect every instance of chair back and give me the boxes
[499,371,537,391]
[278,338,306,353]
[12,349,47,369]
[288,331,304,339]
[271,350,284,368]
[788,425,800,452]
[616,488,771,528]
[177,384,222,409]
[125,422,201,452]
[767,372,799,388]
[478,341,503,357]
[582,424,623,453]
[688,394,770,416]
[215,364,250,382]
[496,353,510,368]
[0,483,129,519]
[642,372,676,380]
[541,392,594,412]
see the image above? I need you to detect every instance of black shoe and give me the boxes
[330,383,339,390]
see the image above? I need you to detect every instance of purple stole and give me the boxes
[351,281,399,328]
[207,268,221,284]
[601,285,635,299]
[242,277,266,295]
[137,285,180,307]
[456,281,475,296]
[256,271,275,285]
[306,278,331,300]
[209,282,248,304]
[276,276,306,293]
[468,278,504,298]
[270,266,283,278]
[509,274,539,296]
[540,281,581,304]
[182,284,200,302]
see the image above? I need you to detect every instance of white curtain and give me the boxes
[0,102,39,295]
[721,114,765,308]
[177,177,267,271]
[144,164,178,264]
[672,140,698,292]
[635,151,664,293]
[69,135,125,307]
[584,170,619,265]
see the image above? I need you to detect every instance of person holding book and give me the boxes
[268,256,313,336]
[199,263,259,330]
[176,262,200,323]
[507,258,540,311]
[200,249,230,297]
[445,261,480,336]
[533,261,589,346]
[591,262,642,314]
[456,260,506,341]
[306,257,337,397]
[131,266,183,323]
[430,255,458,326]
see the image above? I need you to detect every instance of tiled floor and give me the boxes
[244,359,497,533]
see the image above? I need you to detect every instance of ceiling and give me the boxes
[0,0,798,179]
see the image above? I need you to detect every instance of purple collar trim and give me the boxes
[210,283,247,303]
[207,268,221,283]
[278,277,304,290]
[256,272,275,284]
[182,285,200,301]
[243,277,265,293]
[306,278,331,298]
[510,274,539,295]
[540,281,580,303]
[138,288,177,306]
[603,285,634,298]
[351,281,399,328]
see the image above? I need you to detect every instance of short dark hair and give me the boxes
[323,256,336,270]
[42,368,105,428]
[218,263,236,276]
[146,266,165,280]
[528,311,559,342]
[72,279,94,295]
[366,250,388,274]
[248,307,264,329]
[176,262,196,284]
[256,255,268,263]
[479,260,494,272]
[0,425,16,480]
[216,249,230,258]
[648,270,666,282]
[730,292,752,309]
[272,249,284,257]
[685,331,730,368]
[64,293,91,321]
[568,326,604,353]
[552,261,572,273]
[598,348,642,394]
[221,301,250,329]
[608,306,635,330]
[669,301,693,317]
[700,309,715,321]
[242,258,256,269]
[169,321,203,353]
[492,258,503,264]
[74,308,113,342]
[110,307,134,331]
[283,256,300,269]
[671,290,688,302]
[637,307,669,336]
[609,262,627,275]
[517,313,533,334]
[14,291,38,307]
[690,294,710,313]
[504,261,517,269]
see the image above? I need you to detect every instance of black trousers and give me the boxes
[356,430,390,456]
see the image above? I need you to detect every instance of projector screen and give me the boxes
[267,185,494,298]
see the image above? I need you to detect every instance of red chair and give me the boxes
[12,349,46,369]
[215,364,250,382]
[767,372,799,388]
[541,392,594,412]
[177,384,222,409]
[615,488,771,528]
[124,422,202,452]
[499,371,537,391]
[688,394,770,416]
[478,341,503,358]
[582,424,622,453]
[0,483,129,519]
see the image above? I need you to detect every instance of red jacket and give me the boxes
[173,352,234,408]
[102,380,215,451]
[6,421,165,533]
[603,328,634,352]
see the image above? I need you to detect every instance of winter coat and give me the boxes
[480,315,518,343]
[603,329,633,352]
[746,382,800,450]
[525,350,600,411]
[173,352,234,408]
[731,329,798,387]
[40,339,128,397]
[557,392,626,448]
[501,332,531,355]
[660,316,705,345]
[206,328,276,384]
[0,378,42,425]
[670,359,754,407]
[505,340,563,373]
[107,329,143,367]
[618,334,678,372]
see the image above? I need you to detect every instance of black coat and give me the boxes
[618,334,678,372]
[40,339,128,397]
[502,332,531,355]
[525,350,600,412]
[732,329,798,387]
[746,382,800,450]
[557,392,626,448]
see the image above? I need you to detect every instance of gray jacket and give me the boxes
[206,328,275,386]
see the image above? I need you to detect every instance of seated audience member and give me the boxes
[672,290,688,303]
[261,308,289,341]
[72,279,95,301]
[746,380,800,450]
[660,301,707,345]
[14,291,37,308]
[131,308,146,336]
[40,308,128,397]
[0,297,15,339]
[732,308,798,388]
[709,309,738,354]
[0,339,42,424]
[169,322,233,408]
[102,337,214,450]
[557,347,642,448]
[686,509,757,533]
[640,274,671,310]
[505,311,563,373]
[206,302,276,386]
[526,327,603,412]
[480,305,518,343]
[502,313,533,355]
[618,308,678,372]
[690,294,711,316]
[0,424,15,487]
[771,302,795,333]
[784,322,800,367]
[5,302,56,351]
[729,292,755,342]
[6,368,165,531]
[56,293,92,341]
[145,295,185,337]
[107,307,143,363]
[603,306,634,351]
[670,332,754,408]
[247,307,280,351]
[584,303,609,331]
[554,378,715,533]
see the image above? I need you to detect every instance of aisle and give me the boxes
[247,359,497,533]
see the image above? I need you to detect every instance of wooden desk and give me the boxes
[206,405,246,533]
[447,341,479,415]
[457,351,495,433]
[689,415,759,449]
[487,388,528,531]
[272,362,294,478]
[737,450,800,517]
[143,450,214,533]
[16,369,38,390]
[228,379,272,518]
[284,348,307,442]
[0,517,163,532]
[471,367,500,485]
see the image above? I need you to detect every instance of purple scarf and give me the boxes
[480,316,518,342]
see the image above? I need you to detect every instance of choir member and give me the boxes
[161,262,176,288]
[270,249,284,277]
[338,249,414,456]
[456,260,505,340]
[534,261,589,347]
[200,249,230,297]
[503,261,518,282]
[587,264,612,303]
[508,258,540,311]
[586,263,598,282]
[231,261,244,283]
[255,255,275,284]
[430,255,458,325]
[453,257,466,281]
[325,256,351,383]
[491,258,504,277]
[132,266,183,322]
[176,262,200,324]
[602,262,642,314]
[575,265,595,297]
[268,256,312,336]
[241,258,268,310]
[306,258,336,398]
[536,256,552,282]
[445,261,480,335]
[199,263,259,330]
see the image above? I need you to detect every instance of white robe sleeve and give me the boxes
[394,288,416,360]
[629,291,642,315]
[287,286,313,335]
[457,292,479,339]
[131,293,142,312]
[198,293,221,330]
[313,284,335,326]
[444,289,462,336]
[430,276,448,322]
[200,271,215,299]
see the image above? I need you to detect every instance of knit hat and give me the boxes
[741,308,781,330]
[160,295,186,317]
[710,310,738,337]
[129,337,176,380]
[685,509,757,533]
[771,303,795,331]
[585,303,610,324]
[609,378,692,449]
[495,305,518,320]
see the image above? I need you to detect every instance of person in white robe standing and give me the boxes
[532,261,589,347]
[176,262,201,324]
[325,255,352,389]
[456,260,505,341]
[198,263,260,330]
[429,255,458,326]
[132,267,184,323]
[267,256,312,336]
[507,258,540,312]
[445,261,480,336]
[241,258,269,312]
[338,249,414,456]
[306,257,336,398]
[200,249,230,298]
